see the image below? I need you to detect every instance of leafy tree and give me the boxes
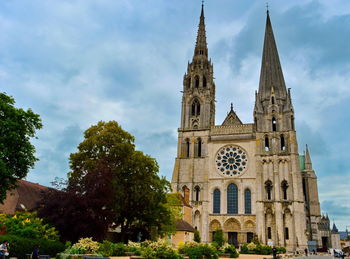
[39,121,172,242]
[0,93,42,202]
[38,161,115,242]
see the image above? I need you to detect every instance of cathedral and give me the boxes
[171,5,338,251]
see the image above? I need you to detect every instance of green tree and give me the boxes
[44,121,172,242]
[213,230,224,248]
[0,93,42,202]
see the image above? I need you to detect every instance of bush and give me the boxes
[213,230,224,248]
[240,244,249,254]
[178,242,218,259]
[276,246,286,253]
[194,230,201,243]
[0,212,59,241]
[254,244,272,255]
[0,234,65,259]
[140,240,182,259]
[72,237,99,254]
[223,245,239,258]
[97,241,127,257]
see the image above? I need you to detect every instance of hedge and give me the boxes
[0,234,65,259]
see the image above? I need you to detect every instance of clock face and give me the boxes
[215,145,248,177]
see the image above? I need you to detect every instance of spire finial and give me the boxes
[266,2,269,14]
[230,103,233,112]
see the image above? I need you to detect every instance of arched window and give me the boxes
[264,136,270,151]
[280,135,286,151]
[213,189,221,214]
[195,138,202,157]
[185,139,190,158]
[227,183,238,214]
[265,180,273,200]
[271,96,275,104]
[267,227,272,239]
[272,117,277,131]
[195,76,200,88]
[281,180,288,200]
[194,186,200,202]
[182,186,190,204]
[191,99,200,116]
[203,76,207,88]
[285,227,289,240]
[244,189,252,214]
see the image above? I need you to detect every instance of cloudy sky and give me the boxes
[1,0,350,229]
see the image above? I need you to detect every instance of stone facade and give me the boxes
[171,5,337,252]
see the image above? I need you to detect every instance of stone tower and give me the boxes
[253,11,307,248]
[180,4,215,130]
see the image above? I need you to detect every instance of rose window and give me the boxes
[215,145,248,177]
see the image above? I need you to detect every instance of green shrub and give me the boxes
[0,212,59,241]
[213,230,224,248]
[0,234,65,259]
[178,242,218,259]
[276,246,286,253]
[240,244,249,254]
[97,240,127,256]
[140,240,182,259]
[194,230,201,243]
[224,245,239,258]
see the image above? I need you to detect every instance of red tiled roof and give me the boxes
[0,180,49,214]
[176,219,195,232]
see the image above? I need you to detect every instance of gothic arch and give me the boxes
[209,219,221,232]
[191,98,201,116]
[224,218,241,232]
[243,220,256,232]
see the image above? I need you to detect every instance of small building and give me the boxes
[171,193,195,247]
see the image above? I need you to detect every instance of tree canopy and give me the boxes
[0,93,42,202]
[39,121,173,242]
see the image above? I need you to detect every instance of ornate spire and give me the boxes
[258,11,287,101]
[193,3,208,59]
[305,144,313,170]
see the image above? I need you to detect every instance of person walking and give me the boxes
[272,246,278,259]
[304,248,308,257]
[32,245,40,259]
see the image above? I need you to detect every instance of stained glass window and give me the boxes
[213,189,221,214]
[245,189,251,214]
[227,184,238,214]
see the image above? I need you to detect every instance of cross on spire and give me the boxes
[266,2,269,14]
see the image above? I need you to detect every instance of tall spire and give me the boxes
[258,11,287,101]
[305,144,313,170]
[193,3,208,59]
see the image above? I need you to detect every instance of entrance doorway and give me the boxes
[247,232,254,243]
[228,232,238,247]
[322,236,328,250]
